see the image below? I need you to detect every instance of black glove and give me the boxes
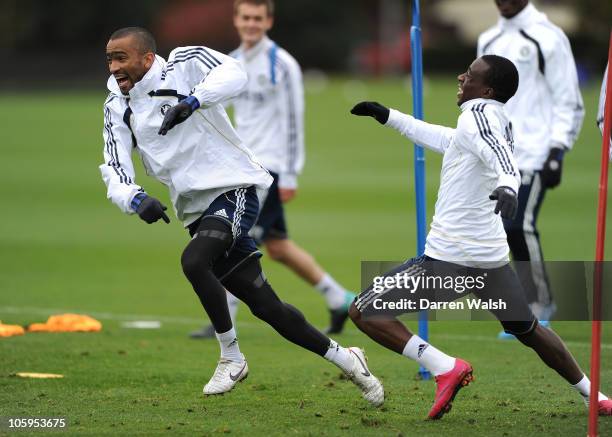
[350,101,390,125]
[158,96,200,136]
[132,193,170,224]
[489,186,518,220]
[540,146,565,189]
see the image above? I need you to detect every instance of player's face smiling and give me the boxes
[106,36,153,95]
[234,3,273,49]
[494,0,528,19]
[456,59,494,106]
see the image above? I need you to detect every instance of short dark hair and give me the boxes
[109,27,157,54]
[480,55,519,104]
[233,0,274,16]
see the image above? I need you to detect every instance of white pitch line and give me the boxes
[2,306,611,350]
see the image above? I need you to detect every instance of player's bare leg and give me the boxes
[515,323,612,415]
[516,324,582,382]
[348,305,412,353]
[265,238,322,284]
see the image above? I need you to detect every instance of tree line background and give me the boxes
[0,0,609,88]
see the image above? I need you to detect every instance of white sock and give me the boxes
[572,374,609,402]
[402,335,455,376]
[323,340,353,373]
[226,291,240,324]
[315,273,347,310]
[215,328,243,362]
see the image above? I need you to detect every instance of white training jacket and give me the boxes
[100,47,272,227]
[478,3,584,172]
[229,36,305,189]
[386,98,520,267]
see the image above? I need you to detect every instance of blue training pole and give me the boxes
[410,0,430,380]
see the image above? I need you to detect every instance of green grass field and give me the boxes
[1,77,611,436]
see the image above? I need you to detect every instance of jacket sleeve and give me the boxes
[477,26,505,57]
[99,96,144,214]
[543,32,584,150]
[476,33,487,57]
[597,65,611,161]
[456,108,520,192]
[598,65,608,134]
[385,108,455,154]
[166,46,247,108]
[275,54,305,190]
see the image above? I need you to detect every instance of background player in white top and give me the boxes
[348,55,611,419]
[101,27,383,404]
[191,0,355,339]
[477,0,584,330]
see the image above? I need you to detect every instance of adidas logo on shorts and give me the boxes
[214,209,229,219]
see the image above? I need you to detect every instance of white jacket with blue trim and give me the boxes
[100,47,272,226]
[229,36,305,189]
[477,3,584,171]
[386,99,520,267]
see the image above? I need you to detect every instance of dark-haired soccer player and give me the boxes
[100,26,384,405]
[190,0,355,339]
[350,55,611,419]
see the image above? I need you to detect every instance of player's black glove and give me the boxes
[350,101,390,125]
[540,146,565,189]
[131,193,170,224]
[158,96,200,136]
[489,186,517,220]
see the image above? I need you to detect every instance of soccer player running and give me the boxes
[349,55,612,419]
[478,0,585,335]
[100,27,383,405]
[191,0,355,338]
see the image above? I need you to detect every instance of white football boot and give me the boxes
[345,347,384,407]
[203,355,249,395]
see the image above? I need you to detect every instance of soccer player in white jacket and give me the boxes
[101,27,383,404]
[191,0,355,338]
[349,55,611,419]
[477,0,584,328]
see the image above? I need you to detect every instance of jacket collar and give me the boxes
[238,35,272,61]
[498,3,545,31]
[460,98,503,112]
[106,54,166,98]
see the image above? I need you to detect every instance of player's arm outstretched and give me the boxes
[350,101,455,154]
[457,106,519,219]
[159,46,248,135]
[100,95,169,224]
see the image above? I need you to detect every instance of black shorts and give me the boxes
[355,255,537,336]
[187,186,262,279]
[249,172,288,244]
